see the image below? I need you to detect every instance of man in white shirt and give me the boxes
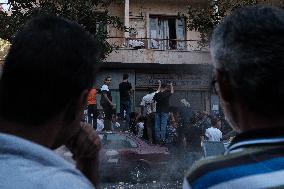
[205,117,222,142]
[100,76,114,131]
[140,81,161,143]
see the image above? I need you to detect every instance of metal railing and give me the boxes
[108,37,201,51]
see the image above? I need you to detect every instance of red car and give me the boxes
[98,131,170,182]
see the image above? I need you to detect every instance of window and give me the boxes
[149,16,186,50]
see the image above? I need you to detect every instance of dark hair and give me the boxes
[123,73,129,80]
[211,5,284,117]
[161,83,167,88]
[0,15,100,125]
[211,117,220,126]
[104,75,111,82]
[147,87,154,93]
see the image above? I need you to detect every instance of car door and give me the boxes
[100,133,139,168]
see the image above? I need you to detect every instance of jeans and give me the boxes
[155,112,169,142]
[87,104,97,129]
[120,100,131,123]
[101,103,113,131]
[146,113,155,143]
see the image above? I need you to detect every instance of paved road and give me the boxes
[100,180,183,189]
[54,146,185,189]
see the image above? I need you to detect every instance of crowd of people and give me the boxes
[86,73,232,168]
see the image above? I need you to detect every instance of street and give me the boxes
[55,146,185,189]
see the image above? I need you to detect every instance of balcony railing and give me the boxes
[108,37,202,51]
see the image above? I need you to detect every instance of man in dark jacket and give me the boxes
[153,82,174,143]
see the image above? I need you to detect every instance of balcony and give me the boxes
[104,37,211,65]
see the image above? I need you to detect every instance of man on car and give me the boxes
[184,5,284,189]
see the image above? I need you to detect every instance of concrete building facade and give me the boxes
[95,0,217,114]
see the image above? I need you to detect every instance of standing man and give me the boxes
[0,16,101,188]
[184,5,284,189]
[184,118,204,169]
[140,80,161,143]
[153,82,174,143]
[177,99,193,146]
[205,117,222,142]
[119,74,132,124]
[87,87,97,129]
[100,76,114,131]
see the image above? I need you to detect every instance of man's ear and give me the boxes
[78,89,89,111]
[63,89,89,123]
[216,70,235,103]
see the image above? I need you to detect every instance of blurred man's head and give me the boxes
[147,87,154,94]
[104,76,112,85]
[0,15,99,126]
[161,83,167,90]
[211,117,221,129]
[180,99,190,107]
[211,6,284,132]
[123,73,129,80]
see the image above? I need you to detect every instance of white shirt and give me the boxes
[137,122,144,138]
[96,119,104,132]
[101,84,109,91]
[140,91,158,114]
[205,127,222,142]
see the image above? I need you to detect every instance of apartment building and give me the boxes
[96,0,216,113]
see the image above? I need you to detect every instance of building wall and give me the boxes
[105,49,211,64]
[105,0,210,65]
[95,64,212,114]
[128,0,201,49]
[107,0,202,48]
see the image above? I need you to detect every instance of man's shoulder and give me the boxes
[184,151,246,188]
[153,92,159,98]
[160,90,172,97]
[0,134,95,189]
[185,146,284,188]
[41,168,95,189]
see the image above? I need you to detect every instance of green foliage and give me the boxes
[0,0,124,60]
[187,0,284,47]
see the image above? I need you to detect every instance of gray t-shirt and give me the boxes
[0,133,95,189]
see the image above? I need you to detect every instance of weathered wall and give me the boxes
[105,0,210,64]
[129,0,201,50]
[95,64,212,113]
[107,0,203,50]
[105,49,211,64]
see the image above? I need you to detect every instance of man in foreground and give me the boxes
[0,16,101,188]
[184,5,284,189]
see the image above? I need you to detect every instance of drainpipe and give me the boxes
[124,0,130,42]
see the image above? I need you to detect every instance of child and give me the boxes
[129,112,138,134]
[167,112,178,143]
[96,114,104,132]
[111,114,121,131]
[136,116,145,138]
